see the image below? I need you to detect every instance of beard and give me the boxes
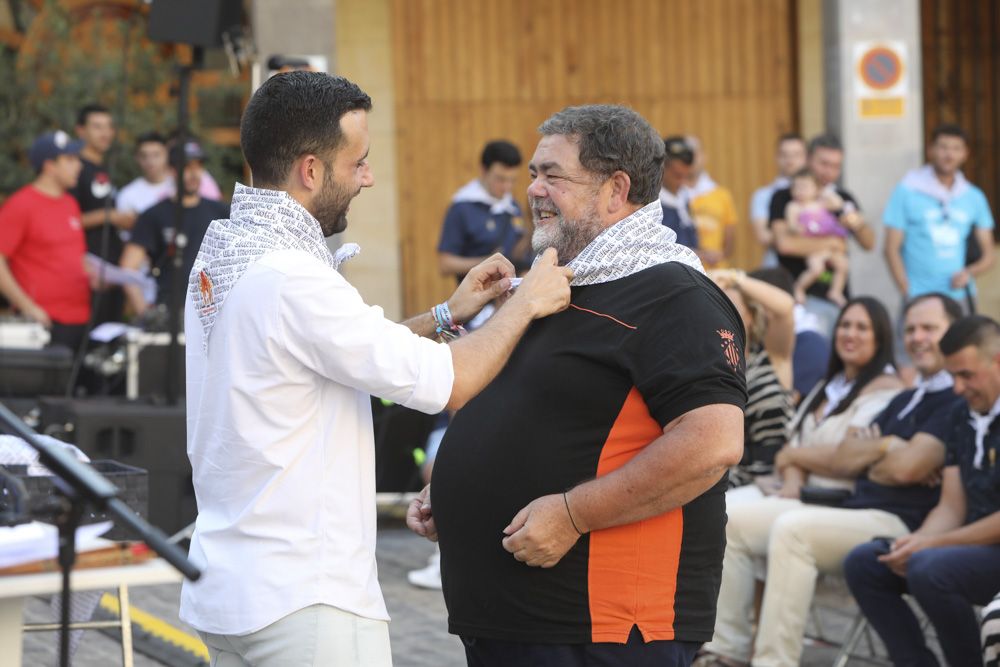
[530,196,605,265]
[312,167,356,237]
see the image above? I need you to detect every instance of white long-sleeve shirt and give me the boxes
[180,248,453,635]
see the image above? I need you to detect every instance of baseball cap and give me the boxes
[169,139,206,169]
[663,135,694,165]
[29,130,83,172]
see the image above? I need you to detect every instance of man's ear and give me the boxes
[295,154,323,192]
[605,170,632,214]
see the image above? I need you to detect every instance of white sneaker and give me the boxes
[407,547,442,590]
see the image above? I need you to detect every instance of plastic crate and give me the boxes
[0,460,148,541]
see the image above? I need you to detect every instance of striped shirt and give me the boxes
[732,346,793,486]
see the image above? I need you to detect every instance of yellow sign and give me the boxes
[859,97,904,118]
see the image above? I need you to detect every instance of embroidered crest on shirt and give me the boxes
[717,329,741,371]
[198,270,216,311]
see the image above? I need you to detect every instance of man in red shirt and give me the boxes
[0,130,91,351]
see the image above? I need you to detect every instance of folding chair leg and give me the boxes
[831,614,868,667]
[118,584,134,667]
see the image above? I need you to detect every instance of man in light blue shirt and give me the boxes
[884,124,995,307]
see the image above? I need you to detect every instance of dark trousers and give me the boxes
[844,540,1000,667]
[462,626,699,667]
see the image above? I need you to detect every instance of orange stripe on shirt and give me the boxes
[588,386,684,643]
[568,304,637,330]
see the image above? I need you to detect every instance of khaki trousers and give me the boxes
[705,487,909,667]
[199,604,393,667]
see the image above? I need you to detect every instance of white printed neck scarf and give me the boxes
[658,187,695,229]
[189,183,360,349]
[896,369,954,420]
[902,164,970,204]
[968,394,1000,469]
[452,179,520,216]
[687,171,718,199]
[565,200,703,286]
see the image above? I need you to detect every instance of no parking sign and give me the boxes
[853,41,908,119]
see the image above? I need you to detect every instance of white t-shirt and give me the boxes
[116,177,173,214]
[180,249,454,636]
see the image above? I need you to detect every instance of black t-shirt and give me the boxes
[843,387,964,530]
[943,402,1000,524]
[433,262,747,644]
[768,186,860,300]
[70,158,122,261]
[131,198,228,305]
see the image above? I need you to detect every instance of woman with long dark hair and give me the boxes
[699,297,904,667]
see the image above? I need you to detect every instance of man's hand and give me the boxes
[508,248,572,320]
[406,484,437,542]
[951,268,970,290]
[774,445,797,472]
[878,533,938,577]
[502,493,581,567]
[448,253,516,323]
[23,302,51,329]
[111,210,138,230]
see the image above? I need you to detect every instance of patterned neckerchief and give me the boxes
[188,183,359,350]
[565,200,703,286]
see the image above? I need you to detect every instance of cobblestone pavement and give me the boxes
[22,524,876,666]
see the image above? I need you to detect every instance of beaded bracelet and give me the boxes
[431,301,466,342]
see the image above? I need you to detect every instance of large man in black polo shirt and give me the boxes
[768,134,876,334]
[408,105,747,667]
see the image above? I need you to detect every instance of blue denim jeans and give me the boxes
[844,540,1000,667]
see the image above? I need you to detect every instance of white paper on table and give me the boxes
[85,253,158,302]
[0,520,112,569]
[89,322,139,344]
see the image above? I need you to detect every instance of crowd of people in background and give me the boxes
[1,92,999,665]
[0,103,229,362]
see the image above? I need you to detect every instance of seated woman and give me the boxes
[711,269,796,487]
[696,297,904,667]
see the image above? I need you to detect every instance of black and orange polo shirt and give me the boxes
[433,262,747,645]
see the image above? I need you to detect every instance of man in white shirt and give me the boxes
[182,71,573,666]
[749,133,807,265]
[116,132,173,216]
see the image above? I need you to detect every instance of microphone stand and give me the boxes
[0,401,200,667]
[165,47,203,406]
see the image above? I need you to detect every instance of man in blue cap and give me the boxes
[0,130,92,351]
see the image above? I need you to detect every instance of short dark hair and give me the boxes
[663,135,694,166]
[903,292,963,323]
[240,71,372,187]
[807,133,842,156]
[930,123,968,145]
[481,141,521,169]
[803,297,896,420]
[135,132,166,151]
[939,315,1000,357]
[538,105,665,204]
[749,266,795,296]
[76,103,111,127]
[778,132,805,147]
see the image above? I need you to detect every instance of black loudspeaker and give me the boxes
[148,0,243,48]
[38,398,194,536]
